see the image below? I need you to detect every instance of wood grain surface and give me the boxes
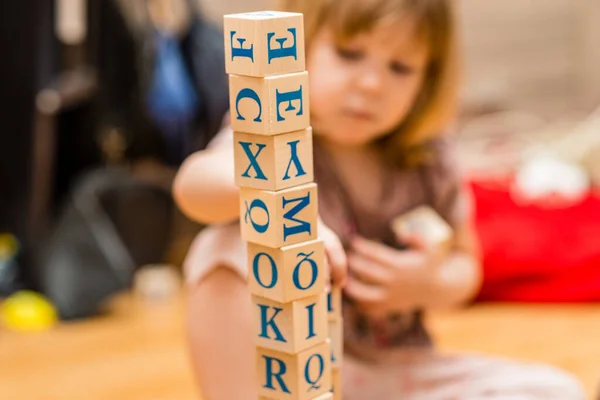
[1,293,599,399]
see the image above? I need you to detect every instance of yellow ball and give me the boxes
[0,291,58,332]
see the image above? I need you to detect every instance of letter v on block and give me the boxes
[234,128,314,190]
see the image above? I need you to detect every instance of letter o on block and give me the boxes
[248,239,325,303]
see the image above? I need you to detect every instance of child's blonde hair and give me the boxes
[278,0,459,166]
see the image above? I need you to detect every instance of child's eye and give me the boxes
[336,47,364,61]
[390,61,415,75]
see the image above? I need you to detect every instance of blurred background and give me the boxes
[1,0,599,399]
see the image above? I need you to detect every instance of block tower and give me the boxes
[223,10,342,400]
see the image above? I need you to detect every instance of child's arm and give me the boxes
[187,268,258,400]
[173,144,240,225]
[343,200,481,315]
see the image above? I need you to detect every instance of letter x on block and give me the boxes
[240,183,318,248]
[234,128,313,191]
[248,239,326,303]
[224,11,305,77]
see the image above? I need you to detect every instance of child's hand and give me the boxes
[344,234,440,317]
[318,217,347,288]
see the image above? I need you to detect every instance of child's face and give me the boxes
[307,19,429,147]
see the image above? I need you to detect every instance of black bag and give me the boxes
[32,168,174,320]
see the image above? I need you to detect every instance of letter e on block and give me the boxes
[257,341,332,400]
[234,128,314,190]
[248,239,325,303]
[224,11,305,77]
[240,183,318,248]
[230,72,310,135]
[252,293,327,354]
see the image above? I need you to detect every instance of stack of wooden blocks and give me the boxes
[223,10,342,400]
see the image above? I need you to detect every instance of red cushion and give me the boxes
[471,179,600,302]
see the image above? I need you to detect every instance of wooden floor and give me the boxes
[1,292,599,400]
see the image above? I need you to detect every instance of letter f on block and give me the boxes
[239,142,268,180]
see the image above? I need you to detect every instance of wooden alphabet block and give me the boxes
[252,293,327,354]
[234,128,314,191]
[327,286,342,321]
[260,393,332,400]
[390,205,453,252]
[310,393,333,400]
[224,11,305,77]
[248,239,326,303]
[257,341,332,400]
[240,183,318,248]
[229,72,310,135]
[331,368,341,400]
[328,319,343,368]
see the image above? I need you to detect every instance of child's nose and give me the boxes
[355,68,385,97]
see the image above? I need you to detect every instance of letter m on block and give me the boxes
[282,192,311,241]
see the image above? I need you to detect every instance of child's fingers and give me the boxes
[347,253,392,286]
[343,275,386,305]
[319,220,347,286]
[395,231,428,251]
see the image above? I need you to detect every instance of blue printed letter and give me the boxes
[282,192,311,241]
[239,142,267,180]
[230,31,254,62]
[258,305,286,343]
[263,356,291,393]
[267,28,298,63]
[244,199,270,233]
[293,251,318,290]
[282,140,307,180]
[276,86,303,122]
[305,303,317,339]
[253,252,278,289]
[304,354,325,392]
[236,88,262,122]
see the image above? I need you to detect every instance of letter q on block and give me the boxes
[240,183,318,248]
[224,11,305,77]
[248,239,325,303]
[252,293,327,354]
[257,341,332,400]
[234,128,314,191]
[229,71,310,135]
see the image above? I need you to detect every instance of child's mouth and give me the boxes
[343,109,376,122]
